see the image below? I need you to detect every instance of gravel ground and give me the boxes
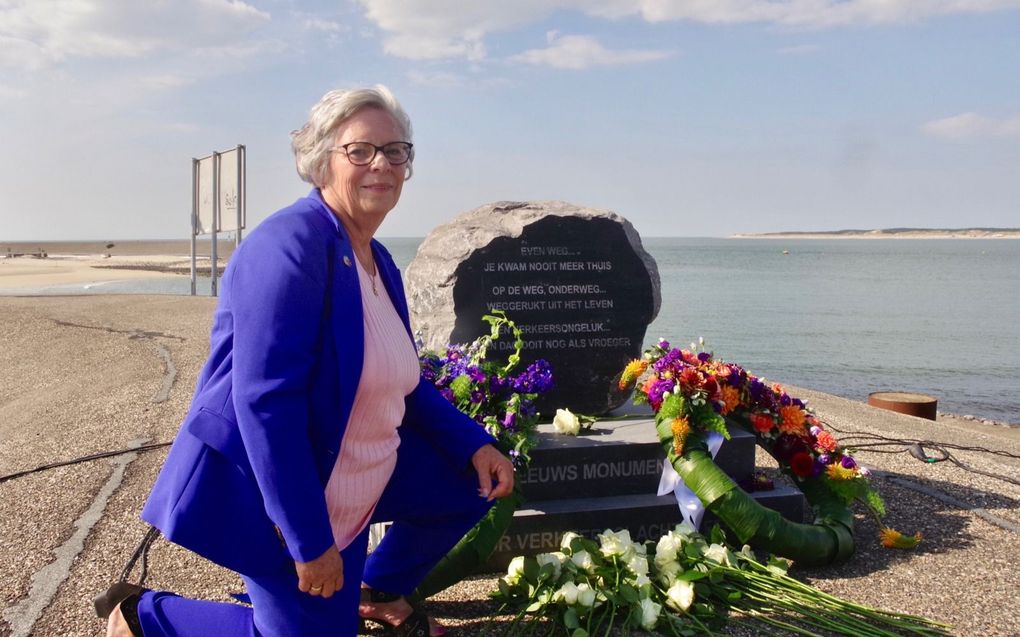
[1,295,1018,636]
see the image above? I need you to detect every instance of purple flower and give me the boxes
[647,378,675,407]
[809,425,822,437]
[440,388,455,402]
[697,351,711,363]
[502,412,517,429]
[840,455,857,470]
[817,453,834,465]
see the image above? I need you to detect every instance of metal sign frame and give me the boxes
[190,145,246,296]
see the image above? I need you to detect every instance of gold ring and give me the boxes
[311,585,323,592]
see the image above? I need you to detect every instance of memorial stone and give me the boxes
[406,201,661,414]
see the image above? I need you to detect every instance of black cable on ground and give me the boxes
[824,424,1020,488]
[0,442,171,484]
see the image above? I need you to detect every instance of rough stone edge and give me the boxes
[406,200,661,351]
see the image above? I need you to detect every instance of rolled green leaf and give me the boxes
[412,493,520,600]
[655,417,855,566]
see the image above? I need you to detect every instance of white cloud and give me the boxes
[356,1,1020,60]
[922,112,1020,140]
[302,17,347,34]
[511,32,673,69]
[0,0,271,69]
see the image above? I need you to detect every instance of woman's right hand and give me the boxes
[296,545,344,598]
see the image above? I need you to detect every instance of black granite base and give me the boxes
[485,487,806,571]
[519,419,757,501]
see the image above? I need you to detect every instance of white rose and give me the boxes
[553,581,579,605]
[655,532,682,567]
[639,597,661,630]
[657,559,681,586]
[576,583,597,607]
[626,553,649,577]
[571,550,595,572]
[535,552,562,579]
[674,521,696,537]
[598,529,635,559]
[553,408,581,435]
[505,555,525,584]
[704,543,734,567]
[560,531,581,551]
[665,580,695,612]
[634,573,651,587]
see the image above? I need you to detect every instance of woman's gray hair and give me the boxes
[291,85,413,187]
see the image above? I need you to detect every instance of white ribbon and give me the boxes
[657,432,724,530]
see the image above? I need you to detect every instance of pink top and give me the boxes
[324,257,420,550]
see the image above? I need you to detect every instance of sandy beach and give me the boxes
[2,294,1019,636]
[0,241,236,292]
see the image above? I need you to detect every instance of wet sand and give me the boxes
[1,295,1018,636]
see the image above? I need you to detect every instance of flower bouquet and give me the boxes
[412,311,554,599]
[492,523,950,636]
[618,339,919,565]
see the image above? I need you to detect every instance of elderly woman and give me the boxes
[100,86,514,637]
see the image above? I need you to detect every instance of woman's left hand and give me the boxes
[471,444,514,501]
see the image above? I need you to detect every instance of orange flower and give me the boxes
[641,377,658,396]
[778,405,807,434]
[880,527,922,549]
[671,417,691,456]
[619,359,648,390]
[814,430,838,453]
[719,385,740,415]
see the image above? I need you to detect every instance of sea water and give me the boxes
[7,238,1017,423]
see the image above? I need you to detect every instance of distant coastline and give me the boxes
[731,227,1020,239]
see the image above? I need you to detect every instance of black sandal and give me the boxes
[360,588,433,637]
[94,581,145,636]
[94,526,159,636]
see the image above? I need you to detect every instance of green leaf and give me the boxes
[538,562,555,580]
[619,584,639,603]
[523,557,540,582]
[571,629,589,637]
[709,524,726,545]
[564,608,580,629]
[676,569,707,582]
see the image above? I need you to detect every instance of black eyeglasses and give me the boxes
[331,141,413,166]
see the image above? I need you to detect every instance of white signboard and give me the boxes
[217,148,242,233]
[195,156,215,235]
[193,147,245,236]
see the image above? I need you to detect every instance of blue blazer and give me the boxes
[142,190,494,576]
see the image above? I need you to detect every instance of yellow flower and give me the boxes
[671,417,691,456]
[719,385,741,415]
[880,527,922,549]
[826,464,857,481]
[619,359,648,389]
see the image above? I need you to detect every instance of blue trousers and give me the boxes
[136,427,494,636]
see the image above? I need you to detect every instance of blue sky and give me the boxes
[1,0,1018,240]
